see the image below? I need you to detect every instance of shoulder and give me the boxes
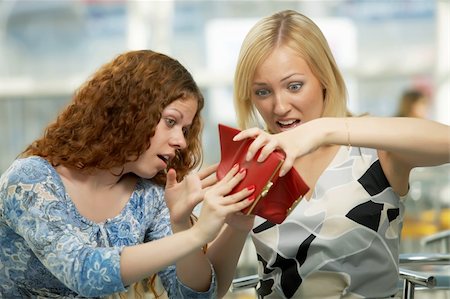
[134,178,167,210]
[136,178,165,198]
[1,156,57,186]
[133,179,171,236]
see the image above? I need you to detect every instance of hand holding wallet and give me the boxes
[216,124,310,224]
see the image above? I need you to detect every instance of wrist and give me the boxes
[316,117,345,147]
[171,219,192,232]
[188,223,212,248]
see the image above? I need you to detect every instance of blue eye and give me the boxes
[288,82,303,91]
[255,89,270,97]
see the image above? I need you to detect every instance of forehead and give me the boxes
[254,46,313,78]
[164,96,198,117]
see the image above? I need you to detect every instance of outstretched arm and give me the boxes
[324,117,450,168]
[235,117,450,176]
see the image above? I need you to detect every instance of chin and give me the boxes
[136,169,159,180]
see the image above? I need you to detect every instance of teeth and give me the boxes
[278,120,296,125]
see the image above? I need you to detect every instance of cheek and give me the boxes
[252,100,272,119]
[302,90,325,117]
[136,149,152,164]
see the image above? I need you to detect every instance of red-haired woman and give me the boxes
[0,50,255,298]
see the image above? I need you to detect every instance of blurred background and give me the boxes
[0,0,449,298]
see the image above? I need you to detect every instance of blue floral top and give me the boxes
[0,156,216,298]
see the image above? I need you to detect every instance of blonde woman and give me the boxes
[232,10,450,298]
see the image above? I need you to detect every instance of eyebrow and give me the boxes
[280,73,305,82]
[253,73,305,85]
[165,108,183,119]
[164,108,193,127]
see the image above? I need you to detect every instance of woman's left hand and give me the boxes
[164,164,218,228]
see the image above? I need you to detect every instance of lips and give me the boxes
[157,154,170,167]
[276,119,300,130]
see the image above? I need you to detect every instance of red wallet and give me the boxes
[216,124,310,224]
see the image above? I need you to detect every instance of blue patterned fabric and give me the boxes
[251,147,405,298]
[0,156,216,298]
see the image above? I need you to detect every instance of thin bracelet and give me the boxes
[345,120,351,150]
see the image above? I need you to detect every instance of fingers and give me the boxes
[246,132,273,162]
[279,155,295,177]
[198,163,218,189]
[232,127,261,141]
[224,193,256,215]
[222,184,255,206]
[205,163,245,198]
[165,168,178,188]
[257,139,279,162]
[198,163,218,180]
[217,166,246,195]
[210,185,255,217]
[201,174,217,189]
[220,163,240,182]
[231,127,272,162]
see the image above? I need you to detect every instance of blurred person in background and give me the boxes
[231,10,450,298]
[395,88,430,118]
[0,50,256,298]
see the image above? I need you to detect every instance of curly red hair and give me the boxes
[21,50,204,184]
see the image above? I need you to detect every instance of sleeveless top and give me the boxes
[250,146,405,299]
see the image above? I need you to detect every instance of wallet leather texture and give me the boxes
[217,124,310,224]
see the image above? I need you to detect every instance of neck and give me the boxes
[56,165,124,190]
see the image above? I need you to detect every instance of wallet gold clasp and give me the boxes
[287,195,303,213]
[260,181,274,198]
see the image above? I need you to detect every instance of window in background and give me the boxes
[0,0,447,261]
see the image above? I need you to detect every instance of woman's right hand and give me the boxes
[233,121,322,176]
[192,164,255,244]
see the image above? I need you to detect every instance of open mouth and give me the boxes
[157,154,170,166]
[277,119,301,129]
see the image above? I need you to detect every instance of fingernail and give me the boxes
[233,163,239,169]
[239,168,247,175]
[247,185,255,192]
[248,195,255,201]
[279,169,286,177]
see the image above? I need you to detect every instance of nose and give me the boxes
[273,93,290,116]
[169,128,187,150]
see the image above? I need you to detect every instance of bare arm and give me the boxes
[236,116,450,176]
[206,218,254,298]
[323,117,450,194]
[326,117,450,168]
[170,220,213,292]
[120,227,206,285]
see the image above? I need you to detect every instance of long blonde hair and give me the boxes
[234,9,349,129]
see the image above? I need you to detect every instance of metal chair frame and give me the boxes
[231,253,450,299]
